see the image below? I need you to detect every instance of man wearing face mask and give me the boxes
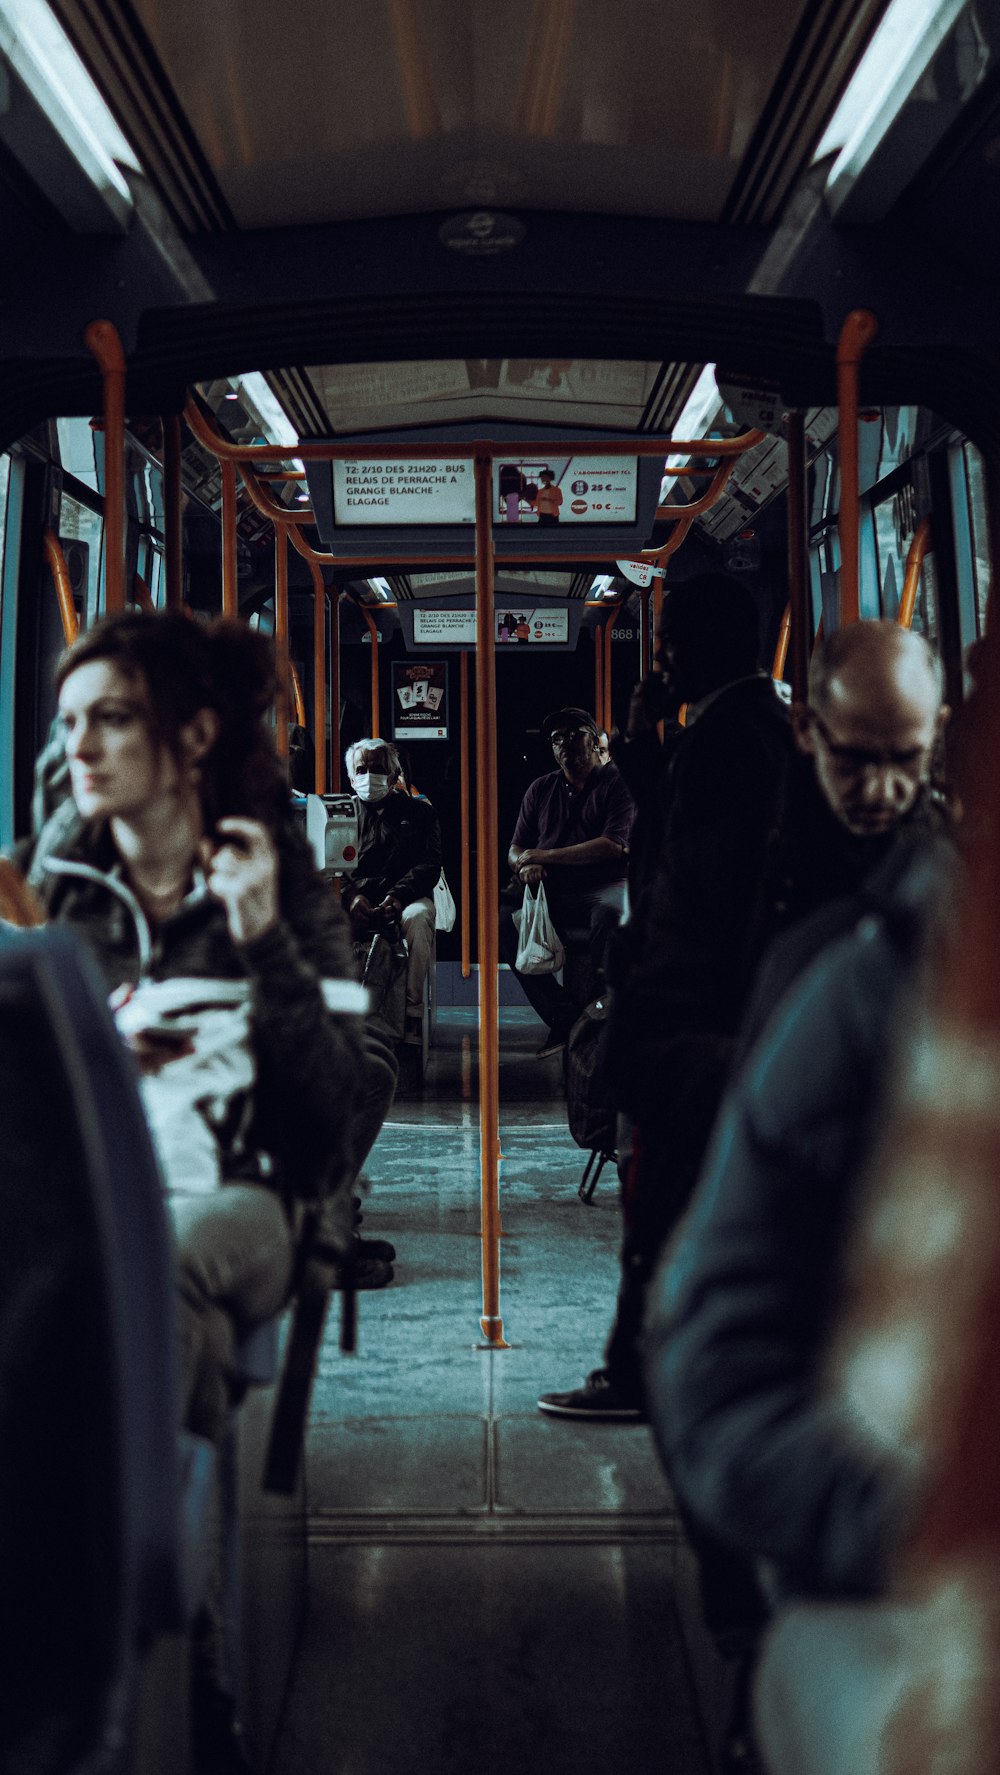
[343,739,442,1050]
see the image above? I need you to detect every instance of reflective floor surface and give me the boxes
[273,1009,714,1775]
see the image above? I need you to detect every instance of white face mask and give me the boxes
[352,772,391,803]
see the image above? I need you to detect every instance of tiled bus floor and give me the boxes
[273,1010,712,1775]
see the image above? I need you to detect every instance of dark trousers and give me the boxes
[498,884,624,1034]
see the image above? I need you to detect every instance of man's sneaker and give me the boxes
[536,1028,568,1059]
[537,1367,646,1421]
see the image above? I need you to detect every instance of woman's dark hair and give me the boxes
[56,610,288,829]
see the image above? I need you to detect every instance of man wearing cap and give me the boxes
[499,707,635,1056]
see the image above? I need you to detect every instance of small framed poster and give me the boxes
[392,660,448,741]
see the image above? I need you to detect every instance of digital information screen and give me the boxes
[330,454,639,526]
[412,609,478,645]
[332,460,475,525]
[391,661,448,740]
[493,455,637,525]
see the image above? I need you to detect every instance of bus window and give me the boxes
[962,441,991,636]
[56,418,100,492]
[59,491,104,626]
[0,454,10,585]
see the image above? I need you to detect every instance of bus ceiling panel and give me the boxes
[75,0,818,231]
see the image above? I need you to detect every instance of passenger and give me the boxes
[539,615,947,1423]
[644,838,949,1613]
[499,706,635,1057]
[595,728,611,766]
[15,609,365,1444]
[343,737,441,1055]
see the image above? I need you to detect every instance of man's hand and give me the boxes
[348,893,375,930]
[374,893,403,927]
[202,818,280,946]
[517,862,545,887]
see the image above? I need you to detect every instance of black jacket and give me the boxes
[605,676,792,1165]
[342,793,441,912]
[644,843,948,1600]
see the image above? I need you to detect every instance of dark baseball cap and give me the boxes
[541,706,599,740]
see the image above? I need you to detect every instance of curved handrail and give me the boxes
[898,518,933,630]
[43,528,80,643]
[771,603,791,681]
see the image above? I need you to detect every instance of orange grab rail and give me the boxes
[898,518,933,630]
[0,859,47,927]
[836,309,879,625]
[84,321,126,614]
[360,609,380,736]
[274,522,290,760]
[594,616,605,728]
[221,459,238,617]
[289,660,307,731]
[771,603,792,681]
[473,445,506,1349]
[43,529,80,643]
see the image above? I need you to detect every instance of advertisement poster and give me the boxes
[392,661,448,740]
[332,459,475,525]
[492,456,638,525]
[496,608,569,645]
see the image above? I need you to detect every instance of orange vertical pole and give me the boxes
[460,649,471,981]
[360,609,381,736]
[330,592,342,791]
[84,321,126,614]
[786,410,811,701]
[771,603,792,680]
[474,444,506,1348]
[836,309,879,626]
[310,558,327,795]
[274,522,290,759]
[221,459,238,617]
[163,414,184,611]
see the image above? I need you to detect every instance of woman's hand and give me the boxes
[202,817,280,945]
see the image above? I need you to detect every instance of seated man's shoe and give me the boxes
[537,1366,646,1421]
[356,1233,397,1263]
[337,1253,394,1290]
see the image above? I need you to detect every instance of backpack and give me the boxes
[564,997,617,1199]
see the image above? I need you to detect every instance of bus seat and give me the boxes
[0,927,197,1772]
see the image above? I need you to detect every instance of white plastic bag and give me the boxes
[513,881,565,975]
[432,869,456,932]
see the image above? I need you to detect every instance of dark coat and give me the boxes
[343,792,441,911]
[19,809,364,1203]
[644,847,946,1600]
[605,675,792,1168]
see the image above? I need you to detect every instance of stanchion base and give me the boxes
[478,1315,509,1348]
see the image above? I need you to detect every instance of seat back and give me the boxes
[0,927,189,1772]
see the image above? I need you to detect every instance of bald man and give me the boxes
[794,622,947,839]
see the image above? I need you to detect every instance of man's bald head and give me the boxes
[795,622,947,836]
